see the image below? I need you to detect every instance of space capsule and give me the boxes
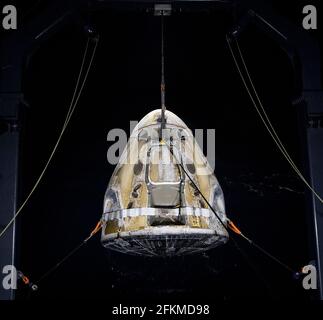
[101,109,229,256]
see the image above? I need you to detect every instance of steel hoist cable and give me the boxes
[160,11,167,140]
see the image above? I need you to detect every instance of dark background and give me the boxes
[1,0,322,300]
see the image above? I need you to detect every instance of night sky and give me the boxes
[1,0,322,300]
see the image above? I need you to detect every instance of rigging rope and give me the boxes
[36,221,102,285]
[17,221,102,291]
[0,36,100,240]
[226,35,323,204]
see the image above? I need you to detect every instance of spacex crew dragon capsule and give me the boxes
[101,109,228,256]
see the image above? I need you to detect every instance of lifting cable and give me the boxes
[226,35,323,204]
[0,35,100,241]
